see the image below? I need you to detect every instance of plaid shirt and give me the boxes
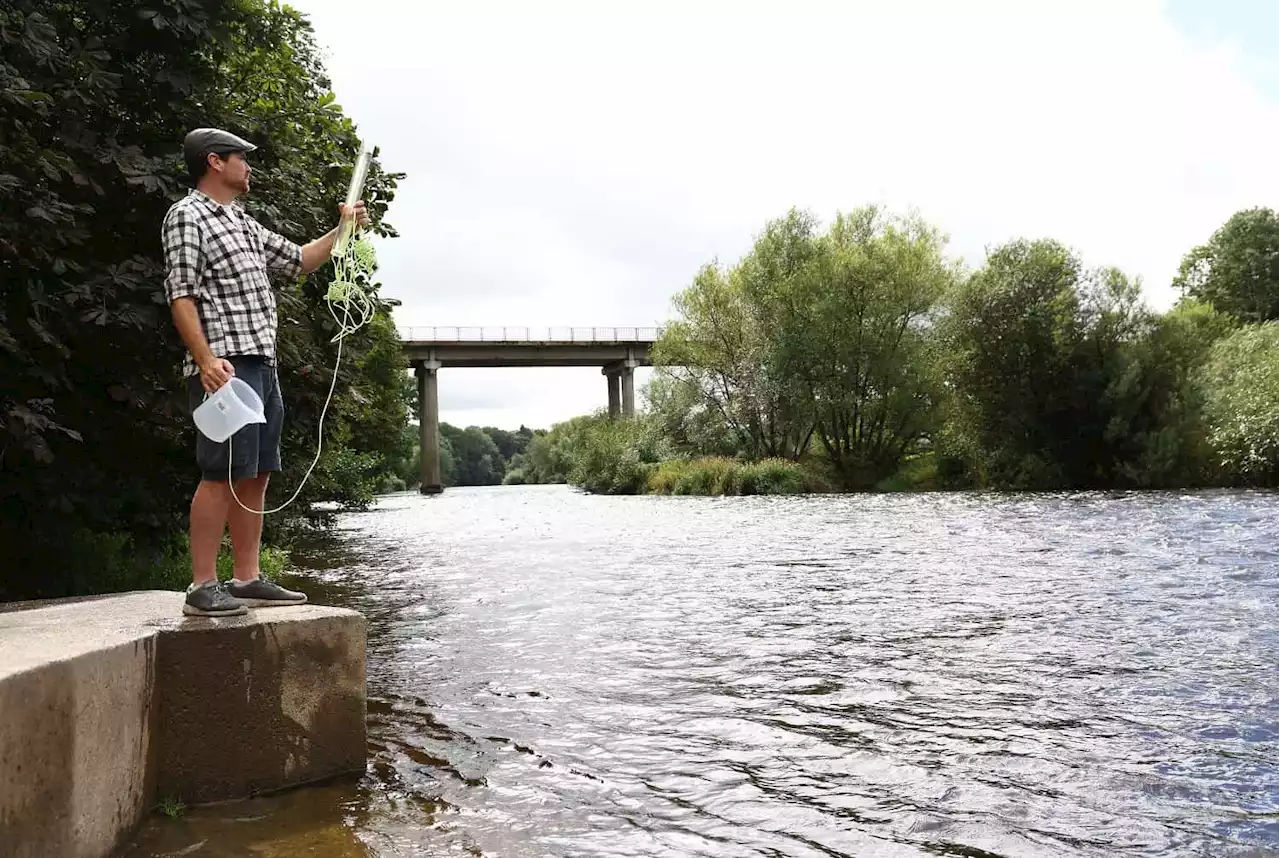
[161,189,303,377]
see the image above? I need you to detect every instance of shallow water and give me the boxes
[121,486,1279,857]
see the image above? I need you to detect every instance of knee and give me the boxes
[232,473,269,493]
[193,479,231,508]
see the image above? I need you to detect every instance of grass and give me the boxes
[645,457,812,496]
[158,796,186,818]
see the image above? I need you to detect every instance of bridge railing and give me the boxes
[398,326,662,343]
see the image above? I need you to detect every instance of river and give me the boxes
[121,486,1278,858]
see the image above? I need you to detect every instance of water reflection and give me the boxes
[120,487,1279,858]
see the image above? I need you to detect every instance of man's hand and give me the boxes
[198,356,235,394]
[301,201,374,274]
[339,200,372,228]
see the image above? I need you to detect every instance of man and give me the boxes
[162,127,371,617]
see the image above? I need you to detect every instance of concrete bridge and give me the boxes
[401,326,658,494]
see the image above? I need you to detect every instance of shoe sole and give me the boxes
[232,596,308,608]
[182,603,248,617]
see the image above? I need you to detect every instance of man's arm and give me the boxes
[171,298,233,391]
[300,224,341,275]
[170,298,215,368]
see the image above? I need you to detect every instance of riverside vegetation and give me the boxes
[2,1,1275,601]
[508,206,1278,497]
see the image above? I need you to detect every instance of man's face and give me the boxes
[209,150,251,193]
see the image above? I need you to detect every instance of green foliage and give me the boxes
[648,458,737,495]
[1174,208,1278,324]
[1193,322,1279,485]
[568,416,667,495]
[649,205,1273,495]
[422,423,535,488]
[43,530,289,601]
[512,411,815,497]
[646,457,810,496]
[158,796,186,819]
[378,421,420,493]
[873,452,940,492]
[0,0,408,600]
[517,416,598,484]
[482,425,535,462]
[937,237,1267,490]
[653,206,954,488]
[939,238,1086,487]
[766,206,955,487]
[439,424,504,486]
[643,369,741,458]
[652,216,815,463]
[1106,299,1234,487]
[936,240,1205,489]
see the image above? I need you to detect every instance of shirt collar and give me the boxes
[188,188,241,216]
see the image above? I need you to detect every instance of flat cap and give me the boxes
[183,128,257,163]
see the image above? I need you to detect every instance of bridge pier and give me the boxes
[415,357,443,494]
[603,355,638,419]
[621,366,635,417]
[605,369,621,419]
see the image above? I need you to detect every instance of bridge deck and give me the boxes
[399,326,657,369]
[398,326,660,343]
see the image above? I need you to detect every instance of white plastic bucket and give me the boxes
[192,377,266,442]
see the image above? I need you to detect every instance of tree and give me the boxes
[654,206,956,487]
[0,0,405,599]
[760,206,955,487]
[1193,322,1279,485]
[939,237,1250,490]
[940,239,1088,488]
[1096,298,1233,487]
[643,369,740,458]
[481,425,533,462]
[653,260,807,460]
[438,424,504,486]
[1173,208,1278,324]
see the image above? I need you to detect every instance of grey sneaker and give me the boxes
[183,580,248,617]
[226,576,308,608]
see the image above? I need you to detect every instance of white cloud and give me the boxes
[282,0,1278,429]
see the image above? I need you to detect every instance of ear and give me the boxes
[206,151,222,173]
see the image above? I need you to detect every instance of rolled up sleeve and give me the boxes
[162,206,204,303]
[249,217,303,281]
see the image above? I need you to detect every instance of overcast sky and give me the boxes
[282,0,1279,432]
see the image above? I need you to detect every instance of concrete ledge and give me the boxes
[0,591,366,858]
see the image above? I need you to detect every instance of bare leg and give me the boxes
[227,473,270,581]
[190,480,231,586]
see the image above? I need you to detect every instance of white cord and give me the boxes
[226,223,376,515]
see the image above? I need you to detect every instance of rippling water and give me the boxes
[122,487,1278,858]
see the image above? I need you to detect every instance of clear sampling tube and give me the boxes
[334,141,372,257]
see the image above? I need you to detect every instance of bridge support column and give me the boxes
[605,369,621,420]
[620,366,635,418]
[415,357,443,494]
[604,357,638,420]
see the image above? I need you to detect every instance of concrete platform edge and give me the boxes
[0,590,367,858]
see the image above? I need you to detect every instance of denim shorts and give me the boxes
[186,355,284,482]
